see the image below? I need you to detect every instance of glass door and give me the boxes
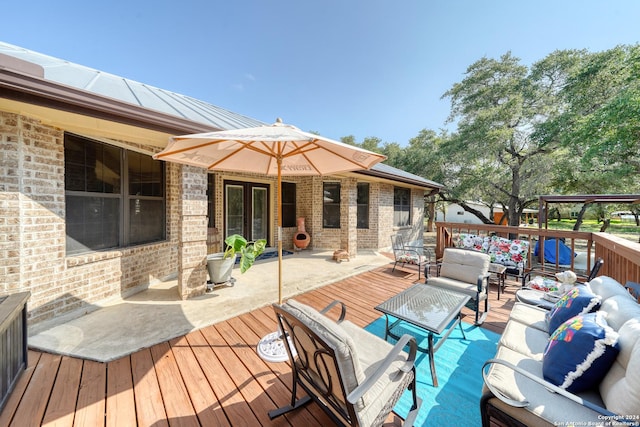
[224,180,269,244]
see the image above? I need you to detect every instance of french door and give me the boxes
[224,180,270,244]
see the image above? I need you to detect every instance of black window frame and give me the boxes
[393,187,411,227]
[357,182,370,229]
[64,133,166,255]
[207,173,215,228]
[323,182,341,229]
[281,182,297,228]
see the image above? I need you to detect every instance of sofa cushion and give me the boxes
[487,236,529,270]
[543,312,620,393]
[439,248,490,285]
[498,318,549,361]
[453,233,488,252]
[546,285,601,332]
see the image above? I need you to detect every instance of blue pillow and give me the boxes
[543,312,619,392]
[546,285,601,332]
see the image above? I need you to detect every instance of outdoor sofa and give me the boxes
[452,233,530,284]
[481,276,640,426]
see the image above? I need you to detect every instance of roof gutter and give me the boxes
[0,67,218,135]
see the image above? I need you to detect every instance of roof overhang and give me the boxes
[0,67,218,140]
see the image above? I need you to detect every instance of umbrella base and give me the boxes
[257,331,296,362]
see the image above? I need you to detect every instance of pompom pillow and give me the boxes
[546,285,601,332]
[543,312,620,392]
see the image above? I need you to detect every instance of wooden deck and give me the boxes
[0,263,516,427]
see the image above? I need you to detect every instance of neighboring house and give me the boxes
[435,201,497,224]
[0,42,442,326]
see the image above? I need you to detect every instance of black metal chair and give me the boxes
[270,299,421,426]
[390,234,431,280]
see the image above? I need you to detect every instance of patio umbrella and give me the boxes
[153,118,386,305]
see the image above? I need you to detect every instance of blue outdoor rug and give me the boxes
[364,317,500,426]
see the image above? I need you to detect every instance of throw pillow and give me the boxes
[543,312,620,392]
[546,285,601,332]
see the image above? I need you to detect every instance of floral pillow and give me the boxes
[486,236,529,269]
[546,285,602,332]
[453,234,489,253]
[543,312,620,393]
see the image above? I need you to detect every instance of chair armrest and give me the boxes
[320,300,347,322]
[482,358,619,418]
[346,334,417,404]
[477,273,491,292]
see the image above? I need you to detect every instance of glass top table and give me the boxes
[375,284,470,387]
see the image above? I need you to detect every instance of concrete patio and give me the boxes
[28,249,393,362]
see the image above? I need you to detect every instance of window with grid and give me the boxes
[64,133,165,254]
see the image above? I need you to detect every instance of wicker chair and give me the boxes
[269,299,422,427]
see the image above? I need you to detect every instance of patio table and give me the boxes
[374,284,470,387]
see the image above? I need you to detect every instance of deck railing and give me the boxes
[0,292,29,412]
[435,222,640,284]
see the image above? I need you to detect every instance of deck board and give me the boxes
[1,264,514,426]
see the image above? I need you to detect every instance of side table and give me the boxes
[488,263,507,300]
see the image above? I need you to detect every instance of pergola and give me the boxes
[538,194,640,229]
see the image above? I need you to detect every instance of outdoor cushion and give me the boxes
[487,236,529,269]
[546,285,601,332]
[397,252,428,265]
[453,233,488,252]
[498,319,549,361]
[507,302,549,333]
[439,247,490,284]
[543,312,620,393]
[427,276,487,300]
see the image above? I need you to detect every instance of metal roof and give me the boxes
[0,41,265,130]
[0,41,442,190]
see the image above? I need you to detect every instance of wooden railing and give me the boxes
[0,291,29,412]
[435,222,640,284]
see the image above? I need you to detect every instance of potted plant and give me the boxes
[207,234,267,284]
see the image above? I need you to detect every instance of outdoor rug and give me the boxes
[364,317,500,426]
[234,249,293,264]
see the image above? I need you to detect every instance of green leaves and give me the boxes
[223,234,267,274]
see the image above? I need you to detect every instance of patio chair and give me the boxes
[269,299,422,427]
[391,234,431,279]
[425,248,491,325]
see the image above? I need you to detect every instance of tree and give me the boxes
[441,52,565,225]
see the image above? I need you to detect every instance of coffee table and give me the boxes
[374,284,470,387]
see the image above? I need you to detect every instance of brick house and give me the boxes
[0,42,442,326]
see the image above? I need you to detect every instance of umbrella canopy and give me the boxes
[154,119,386,304]
[154,118,385,175]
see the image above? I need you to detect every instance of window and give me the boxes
[64,133,165,254]
[207,174,215,228]
[323,182,340,228]
[393,187,411,227]
[357,182,369,229]
[281,182,296,227]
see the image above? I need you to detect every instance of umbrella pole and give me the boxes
[277,157,283,305]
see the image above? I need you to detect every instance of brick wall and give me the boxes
[0,112,178,325]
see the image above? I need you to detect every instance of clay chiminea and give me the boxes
[292,217,311,250]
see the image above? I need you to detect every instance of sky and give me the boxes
[3,1,640,145]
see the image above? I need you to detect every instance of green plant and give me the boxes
[223,234,267,273]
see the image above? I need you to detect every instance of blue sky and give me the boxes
[3,1,640,145]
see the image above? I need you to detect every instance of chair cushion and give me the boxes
[397,253,427,265]
[546,285,601,332]
[283,300,365,397]
[543,312,620,393]
[440,248,490,284]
